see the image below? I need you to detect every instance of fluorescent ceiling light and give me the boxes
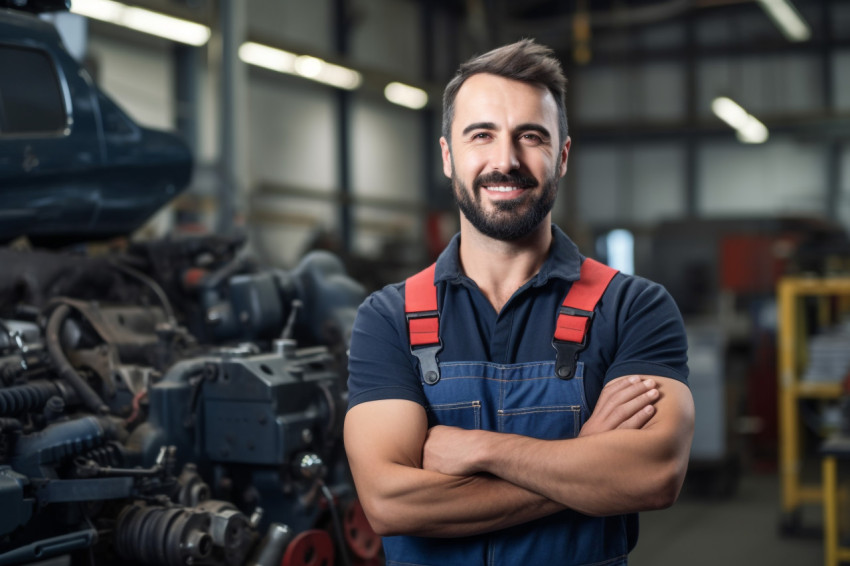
[294,55,323,78]
[711,96,769,144]
[238,42,297,73]
[294,55,361,90]
[756,0,811,42]
[384,82,428,110]
[238,43,361,90]
[70,0,211,46]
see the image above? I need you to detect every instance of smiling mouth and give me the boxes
[475,172,538,193]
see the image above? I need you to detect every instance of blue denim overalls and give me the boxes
[383,260,629,566]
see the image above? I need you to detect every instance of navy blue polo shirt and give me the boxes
[347,224,688,411]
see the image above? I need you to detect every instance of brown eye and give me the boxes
[521,134,544,144]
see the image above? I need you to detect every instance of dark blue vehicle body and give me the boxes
[0,7,192,244]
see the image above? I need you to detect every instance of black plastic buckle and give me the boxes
[552,307,594,380]
[406,311,442,385]
[411,344,442,385]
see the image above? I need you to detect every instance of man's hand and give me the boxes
[579,375,659,437]
[423,375,660,476]
[423,425,485,476]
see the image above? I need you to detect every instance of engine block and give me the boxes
[0,235,378,566]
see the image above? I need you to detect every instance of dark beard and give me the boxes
[452,169,559,242]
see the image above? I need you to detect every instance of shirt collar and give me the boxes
[433,224,583,286]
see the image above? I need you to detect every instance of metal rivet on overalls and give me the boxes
[558,366,572,379]
[424,371,438,384]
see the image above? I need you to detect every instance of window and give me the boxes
[0,45,66,135]
[596,229,635,275]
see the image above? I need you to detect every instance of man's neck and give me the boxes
[458,220,553,313]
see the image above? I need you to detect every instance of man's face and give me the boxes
[440,73,570,242]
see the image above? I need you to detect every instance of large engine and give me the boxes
[0,233,380,566]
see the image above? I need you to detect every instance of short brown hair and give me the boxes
[442,39,568,146]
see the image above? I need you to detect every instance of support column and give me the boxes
[821,0,841,221]
[217,0,247,234]
[174,44,200,155]
[684,10,698,218]
[334,0,353,255]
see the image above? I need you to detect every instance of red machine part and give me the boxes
[281,530,335,566]
[343,499,380,560]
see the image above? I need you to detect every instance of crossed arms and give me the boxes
[344,374,695,538]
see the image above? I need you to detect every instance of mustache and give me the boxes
[473,171,538,191]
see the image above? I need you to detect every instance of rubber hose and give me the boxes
[0,380,63,416]
[45,304,109,415]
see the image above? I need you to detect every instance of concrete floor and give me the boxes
[630,471,824,566]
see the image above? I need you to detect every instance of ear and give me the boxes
[558,136,571,178]
[440,137,453,179]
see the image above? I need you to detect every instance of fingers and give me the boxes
[610,377,659,426]
[599,376,658,414]
[580,375,660,436]
[614,394,657,430]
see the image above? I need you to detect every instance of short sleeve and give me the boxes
[346,284,426,410]
[604,277,689,386]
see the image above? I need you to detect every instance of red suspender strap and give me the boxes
[405,263,442,384]
[553,258,618,379]
[405,263,439,346]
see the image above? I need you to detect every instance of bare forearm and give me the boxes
[427,378,695,517]
[345,399,564,538]
[353,462,564,537]
[475,428,687,516]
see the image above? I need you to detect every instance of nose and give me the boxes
[492,137,520,173]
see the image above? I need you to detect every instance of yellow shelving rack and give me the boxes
[778,276,850,533]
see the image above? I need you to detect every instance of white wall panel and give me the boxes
[87,35,174,130]
[833,3,850,40]
[696,10,780,47]
[351,0,422,79]
[248,0,332,55]
[575,62,684,123]
[632,145,687,223]
[197,65,218,164]
[573,68,629,123]
[247,76,337,192]
[637,63,686,121]
[351,96,422,204]
[840,145,850,230]
[697,55,822,118]
[698,138,825,216]
[353,207,422,258]
[833,50,850,111]
[574,147,623,224]
[574,144,686,226]
[635,22,685,51]
[248,196,337,268]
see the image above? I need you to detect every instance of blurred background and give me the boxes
[6,0,850,564]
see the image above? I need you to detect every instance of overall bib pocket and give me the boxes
[427,400,481,429]
[497,404,582,439]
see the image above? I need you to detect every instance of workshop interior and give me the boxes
[1,0,849,564]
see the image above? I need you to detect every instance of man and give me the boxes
[344,39,694,565]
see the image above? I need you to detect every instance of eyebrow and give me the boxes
[461,121,552,140]
[462,122,497,136]
[515,123,552,140]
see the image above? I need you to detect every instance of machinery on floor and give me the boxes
[0,4,377,564]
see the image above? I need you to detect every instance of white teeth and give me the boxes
[485,186,518,192]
